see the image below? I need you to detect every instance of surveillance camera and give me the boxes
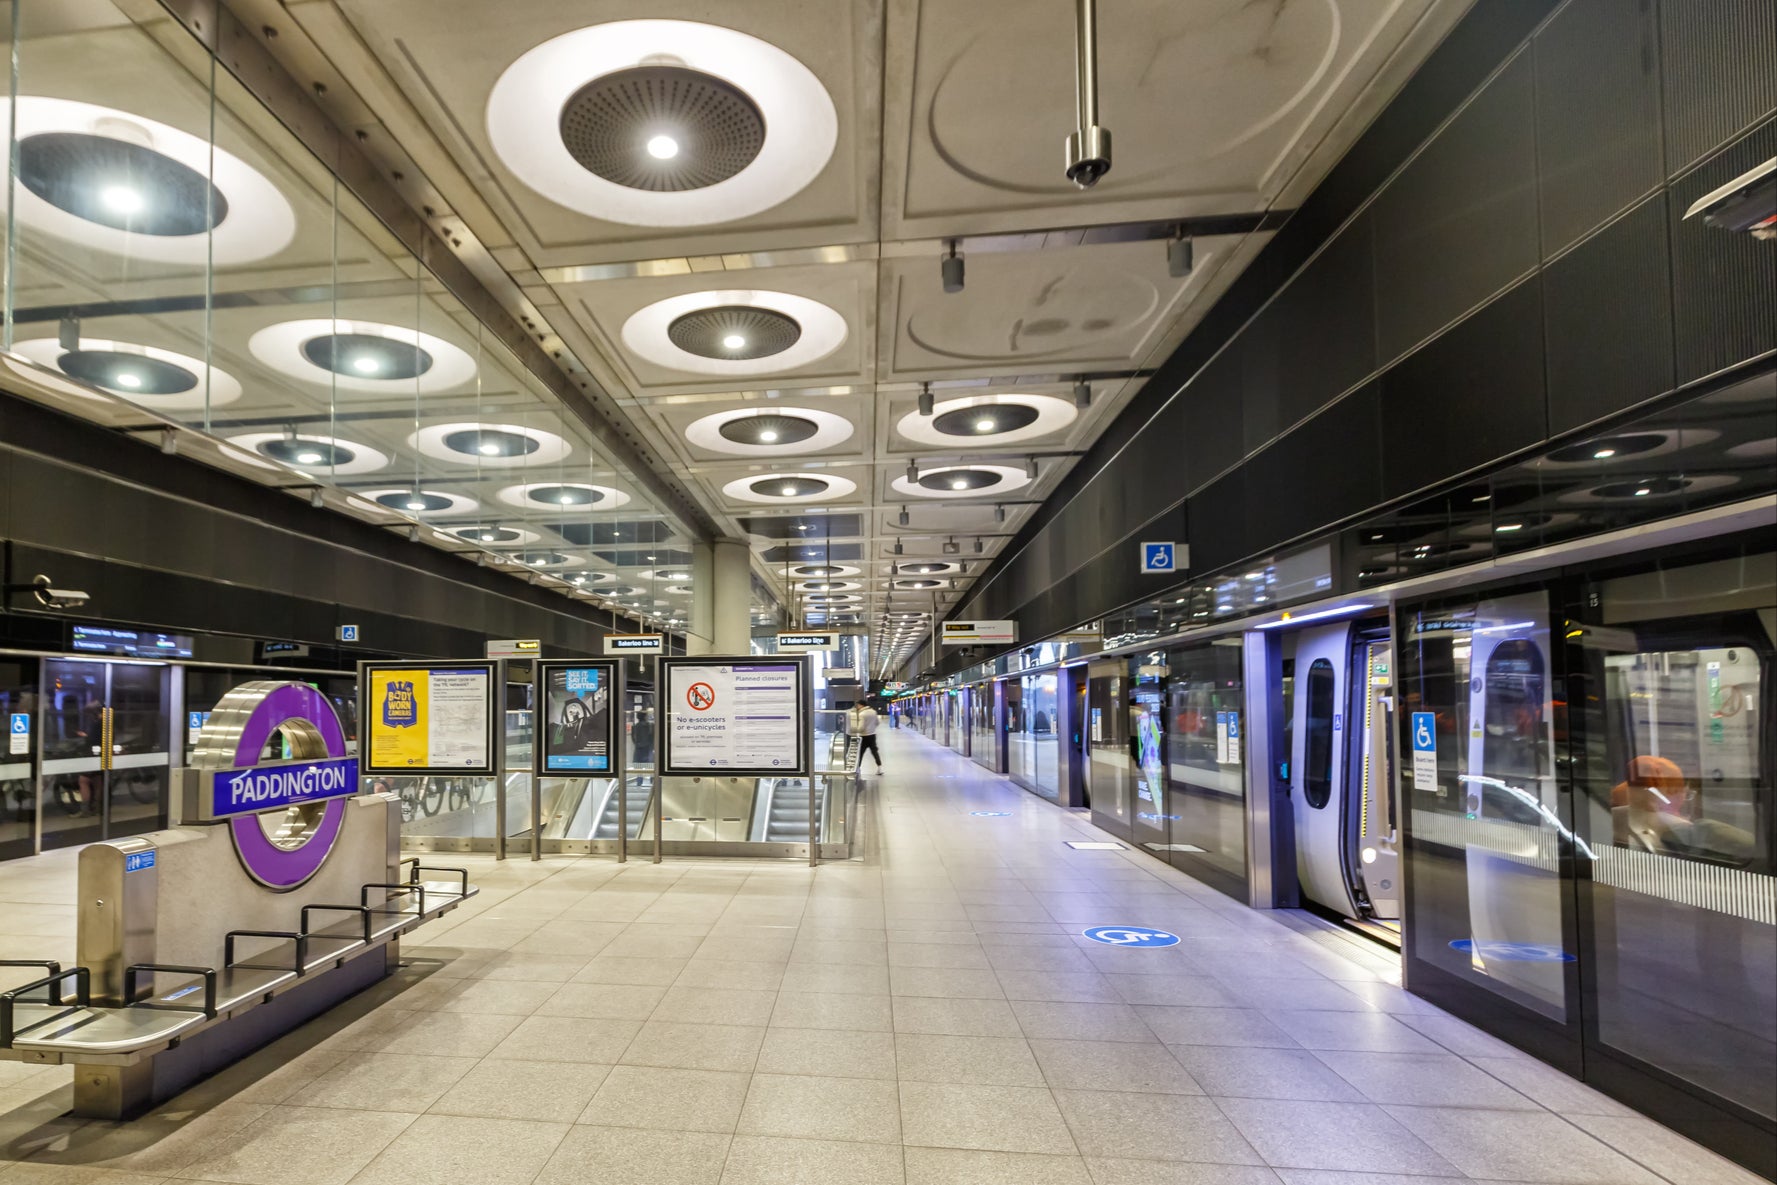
[30,576,90,609]
[1064,125,1112,190]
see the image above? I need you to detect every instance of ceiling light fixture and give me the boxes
[1593,448,1616,459]
[918,383,934,417]
[892,540,904,555]
[645,133,680,160]
[974,417,996,433]
[114,371,143,389]
[722,332,748,350]
[478,441,501,456]
[974,537,985,553]
[758,429,779,443]
[406,497,427,511]
[906,460,919,484]
[309,488,324,509]
[941,240,964,294]
[1025,456,1038,479]
[1073,378,1091,409]
[995,503,1006,523]
[1167,234,1194,278]
[296,450,323,465]
[159,427,178,456]
[898,505,910,527]
[99,184,145,215]
[943,537,959,555]
[351,354,382,374]
[1063,0,1112,189]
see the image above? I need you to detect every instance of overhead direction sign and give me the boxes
[486,638,541,659]
[776,631,839,652]
[940,620,1017,646]
[605,633,665,656]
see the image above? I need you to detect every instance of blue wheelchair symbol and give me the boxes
[8,714,27,736]
[1413,715,1434,750]
[970,810,1010,817]
[1140,543,1175,573]
[1083,926,1181,948]
[1449,938,1574,963]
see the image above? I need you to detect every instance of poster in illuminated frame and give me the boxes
[359,661,498,776]
[534,660,624,776]
[659,655,809,778]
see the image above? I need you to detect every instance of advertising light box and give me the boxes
[536,660,622,776]
[360,662,497,775]
[660,655,809,777]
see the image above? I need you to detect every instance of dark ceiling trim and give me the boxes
[151,0,721,543]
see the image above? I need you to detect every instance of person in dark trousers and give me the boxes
[848,700,883,773]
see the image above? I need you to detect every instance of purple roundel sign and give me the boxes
[222,683,356,891]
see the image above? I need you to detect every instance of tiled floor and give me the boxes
[0,729,1764,1184]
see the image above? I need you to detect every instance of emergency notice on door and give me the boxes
[666,662,801,773]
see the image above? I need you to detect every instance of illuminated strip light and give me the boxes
[1253,603,1373,630]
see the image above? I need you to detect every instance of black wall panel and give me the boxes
[1667,118,1777,386]
[1380,280,1548,501]
[1272,212,1377,432]
[1534,0,1662,256]
[1544,194,1674,433]
[1246,383,1383,548]
[1372,50,1541,364]
[1183,348,1244,492]
[1658,0,1777,176]
[1184,473,1246,576]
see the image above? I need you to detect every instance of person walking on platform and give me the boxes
[848,700,883,773]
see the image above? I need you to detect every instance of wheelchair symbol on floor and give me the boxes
[970,811,1010,817]
[1083,926,1180,948]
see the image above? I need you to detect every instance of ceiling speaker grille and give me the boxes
[668,306,802,360]
[559,66,766,193]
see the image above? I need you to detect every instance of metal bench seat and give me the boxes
[225,928,366,976]
[6,1001,208,1055]
[137,965,297,1017]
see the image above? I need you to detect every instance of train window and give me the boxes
[1304,658,1335,809]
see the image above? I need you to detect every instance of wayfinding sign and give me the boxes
[605,633,664,656]
[776,631,839,652]
[940,620,1017,646]
[536,661,621,775]
[660,655,808,777]
[360,662,497,775]
[1411,711,1438,789]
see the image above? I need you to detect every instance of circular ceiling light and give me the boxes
[622,290,846,376]
[250,319,477,394]
[663,584,693,596]
[797,581,860,592]
[668,306,801,360]
[13,337,242,411]
[891,463,1031,499]
[894,579,944,589]
[455,526,539,546]
[487,20,837,226]
[226,432,390,476]
[896,562,958,575]
[898,393,1075,447]
[362,488,480,516]
[496,481,631,510]
[411,422,572,468]
[1534,429,1718,470]
[722,471,857,504]
[789,563,859,577]
[805,594,861,604]
[559,66,766,192]
[1,98,294,264]
[509,551,584,569]
[686,406,854,456]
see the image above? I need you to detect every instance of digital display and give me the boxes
[71,625,193,659]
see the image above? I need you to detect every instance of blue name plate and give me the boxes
[212,757,360,818]
[124,851,156,873]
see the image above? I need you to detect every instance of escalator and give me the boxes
[760,779,823,843]
[591,777,653,840]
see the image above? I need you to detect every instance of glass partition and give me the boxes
[1010,670,1060,799]
[1163,639,1248,896]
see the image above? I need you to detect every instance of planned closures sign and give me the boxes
[662,657,808,776]
[361,662,496,774]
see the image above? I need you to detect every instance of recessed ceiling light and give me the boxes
[1495,522,1523,532]
[645,133,680,160]
[758,429,779,442]
[406,498,427,511]
[1593,448,1616,459]
[722,333,748,350]
[113,371,143,389]
[100,185,145,215]
[351,354,382,374]
[478,441,501,456]
[481,531,497,542]
[1634,487,1651,496]
[558,493,575,504]
[951,479,968,490]
[296,450,323,464]
[974,417,995,432]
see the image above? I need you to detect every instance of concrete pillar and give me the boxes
[689,538,752,655]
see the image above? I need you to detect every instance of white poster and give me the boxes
[667,662,803,772]
[427,669,492,768]
[1215,712,1229,764]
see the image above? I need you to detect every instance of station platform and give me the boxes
[0,729,1760,1185]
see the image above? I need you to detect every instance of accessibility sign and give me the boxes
[1411,711,1437,789]
[1139,541,1180,574]
[686,682,716,711]
[8,712,28,756]
[1082,926,1181,948]
[970,810,1010,817]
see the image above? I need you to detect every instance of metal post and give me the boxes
[807,659,818,868]
[650,655,662,864]
[494,660,507,860]
[1074,0,1097,133]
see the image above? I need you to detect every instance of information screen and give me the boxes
[661,657,807,776]
[362,663,495,774]
[537,661,619,775]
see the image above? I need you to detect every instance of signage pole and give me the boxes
[650,653,662,865]
[616,657,628,864]
[494,659,507,861]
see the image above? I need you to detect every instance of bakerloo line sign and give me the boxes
[183,680,363,890]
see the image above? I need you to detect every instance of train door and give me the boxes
[37,657,173,851]
[1290,623,1361,917]
[1352,632,1402,923]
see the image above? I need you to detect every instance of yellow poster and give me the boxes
[368,668,429,770]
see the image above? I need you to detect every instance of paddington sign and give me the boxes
[208,756,361,820]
